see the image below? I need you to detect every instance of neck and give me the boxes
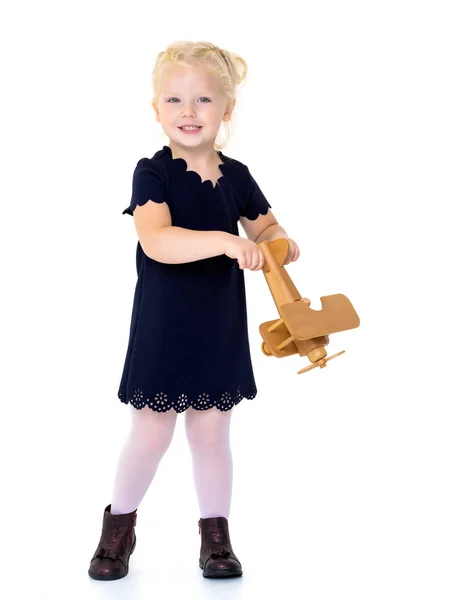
[168,142,219,166]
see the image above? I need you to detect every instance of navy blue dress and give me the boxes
[118,145,272,412]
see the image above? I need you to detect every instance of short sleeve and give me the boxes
[122,158,167,216]
[240,165,272,220]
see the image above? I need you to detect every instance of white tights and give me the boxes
[110,405,233,519]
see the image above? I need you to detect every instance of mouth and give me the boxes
[178,125,202,131]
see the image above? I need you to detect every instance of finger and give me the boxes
[244,250,253,270]
[251,249,261,271]
[258,249,265,270]
[251,251,262,271]
[247,248,255,268]
[247,250,257,271]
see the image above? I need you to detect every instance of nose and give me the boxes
[181,102,196,117]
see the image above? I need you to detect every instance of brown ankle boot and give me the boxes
[198,516,242,578]
[88,504,137,581]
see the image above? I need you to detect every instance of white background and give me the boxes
[1,1,449,598]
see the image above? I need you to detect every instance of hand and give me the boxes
[281,237,300,265]
[224,237,265,271]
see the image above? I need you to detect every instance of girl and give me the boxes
[88,40,300,581]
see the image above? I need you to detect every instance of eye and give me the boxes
[166,97,211,103]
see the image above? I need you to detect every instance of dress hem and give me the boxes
[117,383,257,413]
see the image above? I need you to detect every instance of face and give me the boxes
[153,63,233,151]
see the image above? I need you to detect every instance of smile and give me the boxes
[179,126,202,134]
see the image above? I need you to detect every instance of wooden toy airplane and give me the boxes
[256,238,360,374]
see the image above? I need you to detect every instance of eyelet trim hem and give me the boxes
[118,383,257,413]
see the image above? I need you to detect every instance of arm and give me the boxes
[147,226,232,264]
[239,209,289,244]
[238,168,298,263]
[240,211,299,264]
[133,199,232,264]
[255,223,289,243]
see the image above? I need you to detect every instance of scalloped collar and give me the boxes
[161,144,235,190]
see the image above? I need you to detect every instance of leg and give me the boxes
[185,406,242,578]
[185,406,233,519]
[110,405,178,515]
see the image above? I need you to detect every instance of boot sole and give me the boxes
[199,558,242,578]
[88,535,136,581]
[201,570,243,578]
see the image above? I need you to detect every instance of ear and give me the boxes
[223,99,236,122]
[152,100,160,122]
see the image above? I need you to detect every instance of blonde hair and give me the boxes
[151,40,248,150]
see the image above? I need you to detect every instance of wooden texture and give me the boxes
[256,238,360,374]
